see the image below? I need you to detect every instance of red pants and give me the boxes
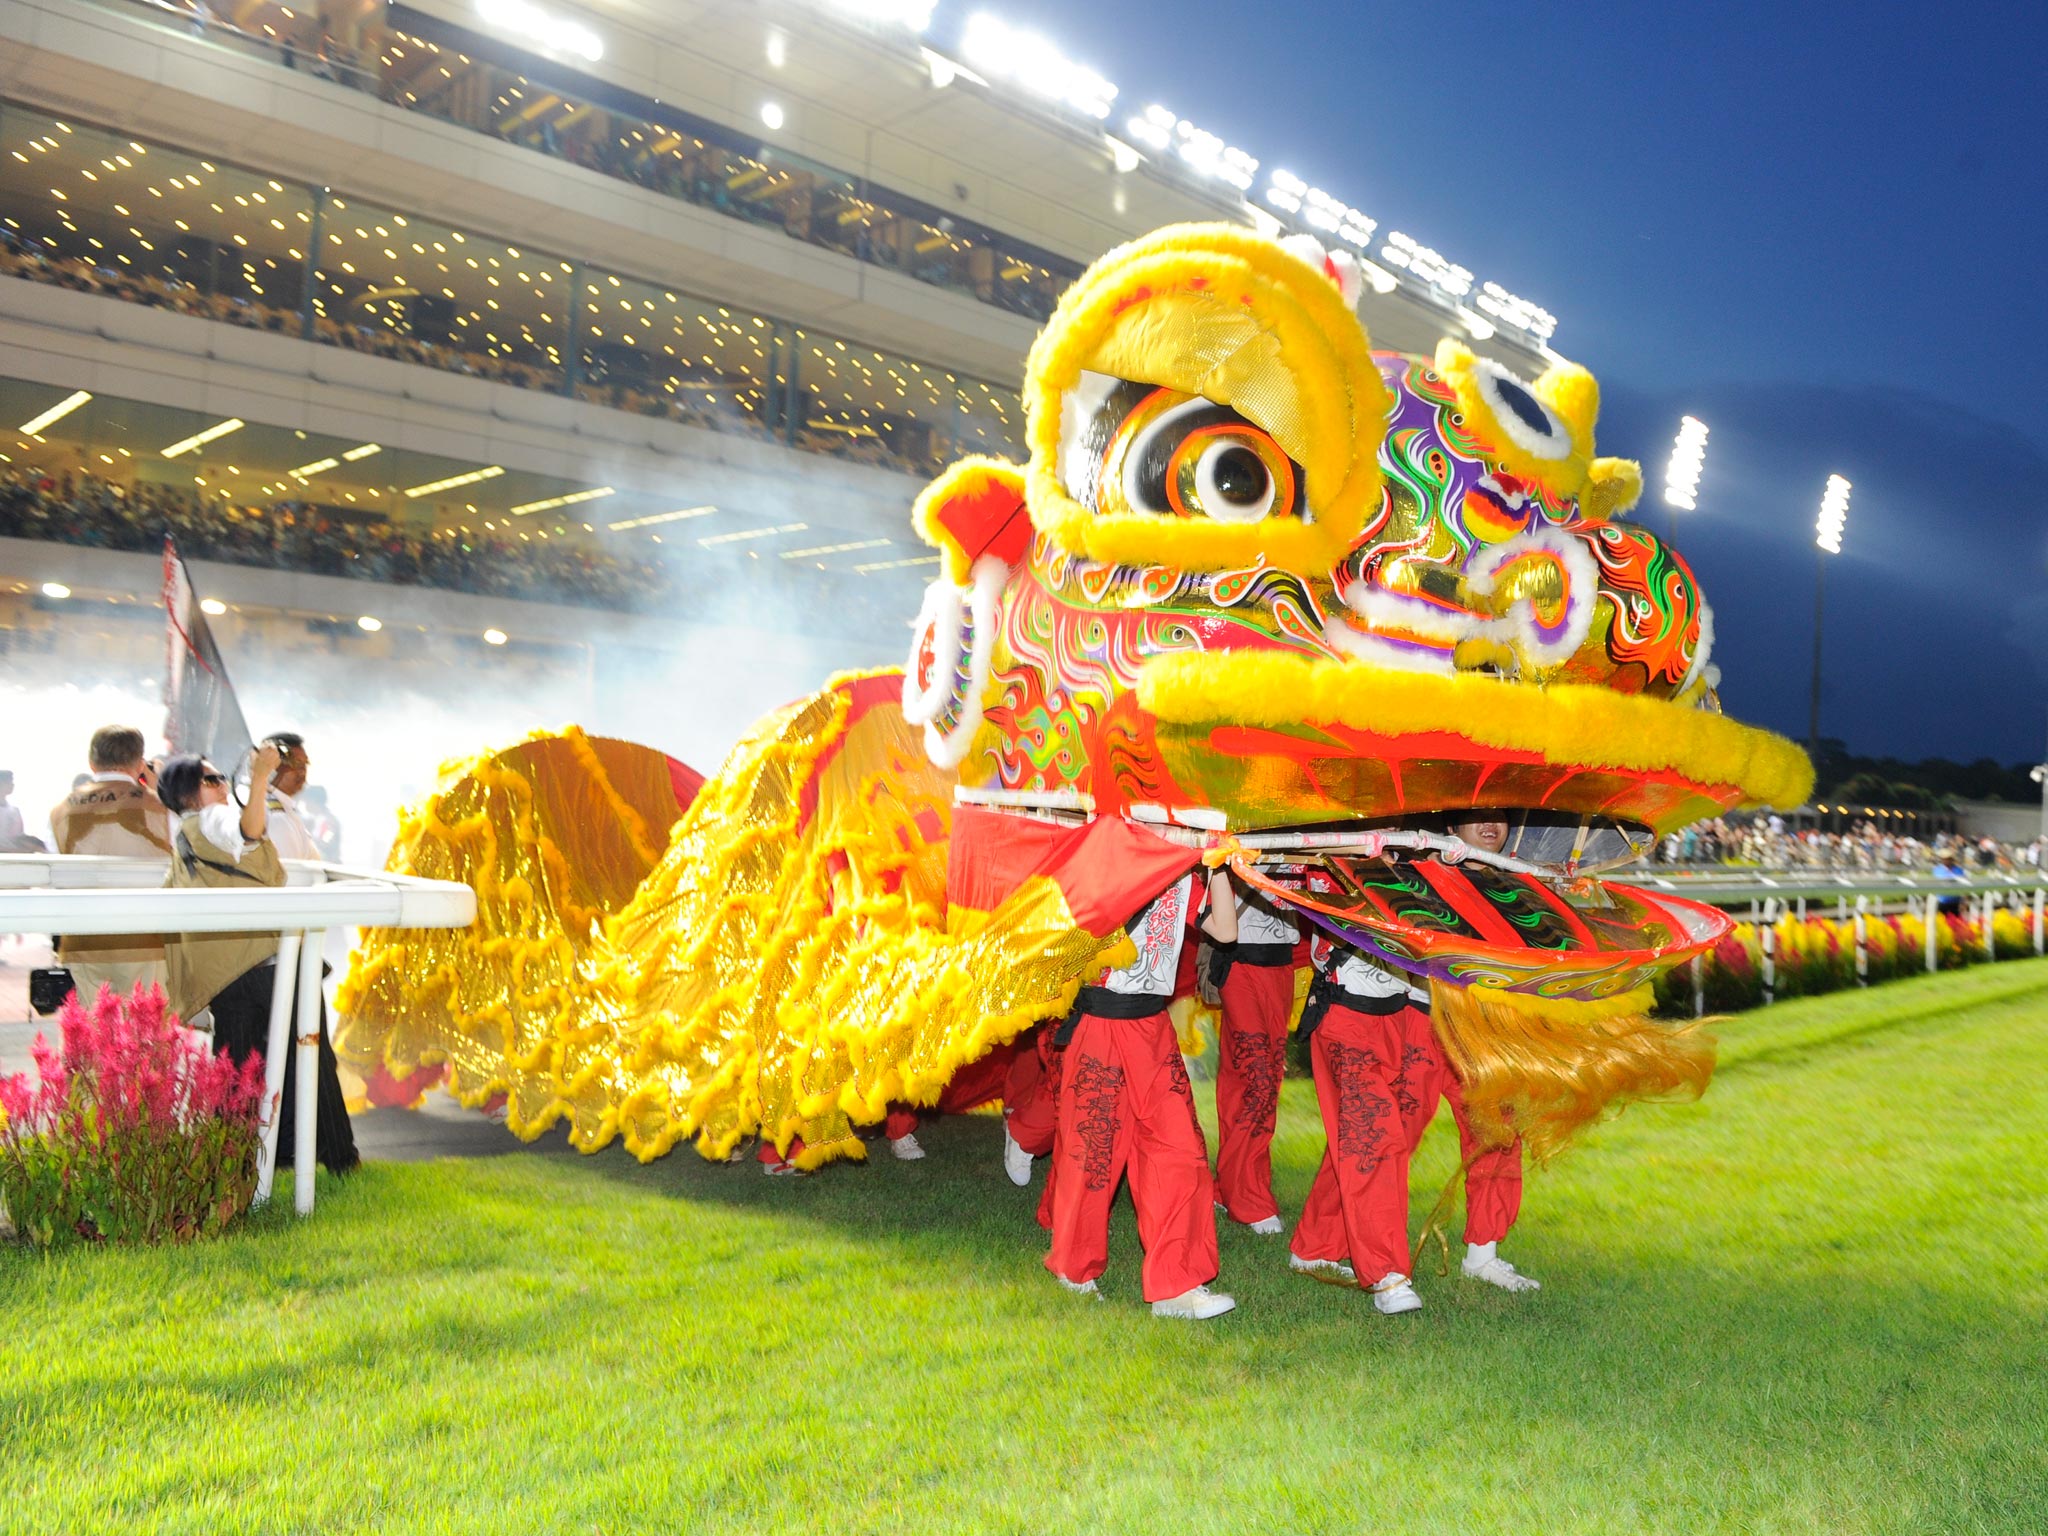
[1290,1003,1415,1283]
[1045,1010,1218,1302]
[1214,961,1294,1223]
[1398,1017,1523,1245]
[1005,1024,1059,1156]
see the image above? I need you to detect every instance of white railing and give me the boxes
[0,854,475,1215]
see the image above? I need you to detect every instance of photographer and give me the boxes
[157,746,359,1174]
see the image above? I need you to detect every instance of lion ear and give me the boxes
[912,457,1032,584]
[1534,359,1600,451]
[1581,457,1643,521]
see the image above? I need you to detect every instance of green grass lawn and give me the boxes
[6,961,2048,1535]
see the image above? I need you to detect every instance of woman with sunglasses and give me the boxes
[157,746,359,1175]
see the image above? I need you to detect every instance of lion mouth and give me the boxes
[1230,818,1729,1005]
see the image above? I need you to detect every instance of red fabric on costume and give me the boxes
[1045,1010,1218,1302]
[1397,1014,1524,1246]
[938,1042,1014,1114]
[1289,1003,1414,1283]
[1004,1025,1059,1155]
[1213,960,1294,1223]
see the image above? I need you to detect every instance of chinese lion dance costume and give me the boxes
[336,225,1811,1168]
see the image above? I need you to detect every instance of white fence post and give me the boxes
[1691,952,1704,1018]
[254,931,302,1206]
[1761,898,1778,1004]
[1925,893,1939,973]
[1854,897,1869,986]
[293,931,324,1216]
[2035,886,2044,956]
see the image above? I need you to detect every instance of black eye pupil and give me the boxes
[1495,378,1555,438]
[1213,446,1268,503]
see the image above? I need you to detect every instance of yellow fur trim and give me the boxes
[1580,457,1643,521]
[1136,650,1816,808]
[1022,224,1388,574]
[910,456,1029,585]
[1468,983,1654,1023]
[1431,981,1714,1163]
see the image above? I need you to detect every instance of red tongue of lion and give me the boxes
[1234,855,1730,1004]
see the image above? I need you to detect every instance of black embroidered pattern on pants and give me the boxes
[1393,1040,1432,1121]
[1225,1028,1283,1132]
[1068,1054,1126,1192]
[1166,1044,1206,1142]
[1323,1039,1392,1176]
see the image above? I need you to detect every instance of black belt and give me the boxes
[1297,973,1411,1040]
[1230,942,1296,969]
[1055,986,1172,1045]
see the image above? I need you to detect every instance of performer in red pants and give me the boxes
[1001,1021,1059,1186]
[1288,934,1429,1315]
[1398,812,1539,1293]
[1046,867,1238,1320]
[1212,872,1301,1234]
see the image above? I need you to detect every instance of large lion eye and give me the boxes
[1084,386,1303,524]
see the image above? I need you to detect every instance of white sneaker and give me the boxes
[1463,1254,1541,1292]
[762,1158,802,1177]
[1151,1284,1237,1320]
[1002,1126,1033,1186]
[1247,1215,1286,1236]
[1055,1274,1101,1299]
[1289,1254,1357,1286]
[889,1133,925,1161]
[1368,1272,1423,1315]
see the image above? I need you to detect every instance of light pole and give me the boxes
[1662,415,1708,543]
[1810,474,1851,757]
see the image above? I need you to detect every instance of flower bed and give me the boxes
[0,986,266,1247]
[1654,902,2042,1014]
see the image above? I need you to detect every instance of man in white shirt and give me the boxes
[261,732,320,861]
[47,726,174,1002]
[1046,866,1239,1320]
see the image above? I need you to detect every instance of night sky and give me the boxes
[938,0,2048,763]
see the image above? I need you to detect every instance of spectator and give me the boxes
[261,731,320,861]
[157,748,359,1174]
[47,725,175,1003]
[0,769,34,852]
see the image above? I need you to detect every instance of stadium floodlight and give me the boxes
[1663,416,1709,511]
[357,615,383,632]
[1378,233,1474,299]
[760,101,785,131]
[342,443,382,461]
[1125,106,1258,191]
[1809,473,1852,752]
[1472,282,1558,342]
[483,628,509,646]
[161,418,245,458]
[19,389,91,437]
[290,457,340,480]
[698,522,809,547]
[960,14,1118,120]
[473,0,602,63]
[1262,174,1375,249]
[511,487,613,516]
[200,598,227,616]
[607,505,717,531]
[818,0,936,30]
[1816,474,1851,553]
[404,465,503,498]
[40,581,71,600]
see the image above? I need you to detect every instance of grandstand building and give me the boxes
[0,0,1567,773]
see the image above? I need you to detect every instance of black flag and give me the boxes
[162,535,253,768]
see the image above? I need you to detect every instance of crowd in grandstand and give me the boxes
[0,241,944,479]
[1657,817,2048,874]
[0,468,666,610]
